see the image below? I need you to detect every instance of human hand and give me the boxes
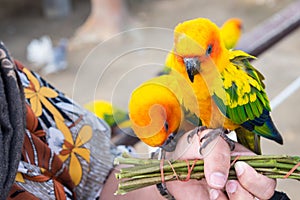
[165,128,276,200]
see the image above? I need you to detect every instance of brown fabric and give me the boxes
[7,184,39,200]
[22,127,75,191]
[0,41,117,199]
[10,58,116,199]
[14,60,76,199]
[25,103,46,139]
[24,174,67,200]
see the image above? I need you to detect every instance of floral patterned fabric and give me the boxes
[7,60,118,200]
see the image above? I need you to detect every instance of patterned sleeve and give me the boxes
[10,60,118,200]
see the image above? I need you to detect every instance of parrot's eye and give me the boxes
[206,44,213,56]
[164,121,169,132]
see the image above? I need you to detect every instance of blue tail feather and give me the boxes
[253,117,283,144]
[241,109,283,144]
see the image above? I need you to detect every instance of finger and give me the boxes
[235,161,276,199]
[178,178,229,200]
[202,129,231,189]
[231,143,256,156]
[209,189,228,200]
[167,179,210,199]
[226,180,253,200]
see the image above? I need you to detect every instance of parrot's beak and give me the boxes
[183,57,200,83]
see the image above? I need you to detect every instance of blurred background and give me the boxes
[0,0,299,198]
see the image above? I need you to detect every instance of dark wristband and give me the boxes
[269,191,290,200]
[156,182,175,200]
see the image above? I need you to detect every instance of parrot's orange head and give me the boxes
[222,18,242,32]
[220,18,243,49]
[173,18,229,82]
[129,82,182,147]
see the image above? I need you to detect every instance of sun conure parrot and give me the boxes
[159,17,243,76]
[164,18,283,154]
[84,100,130,128]
[128,74,201,151]
[220,18,243,50]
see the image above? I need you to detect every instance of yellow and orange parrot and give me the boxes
[165,18,282,154]
[220,18,243,50]
[129,74,201,151]
[84,100,130,128]
[159,18,243,75]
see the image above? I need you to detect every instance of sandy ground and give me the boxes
[1,0,299,198]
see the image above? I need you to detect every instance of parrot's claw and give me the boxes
[151,147,167,160]
[161,134,175,152]
[199,128,235,155]
[187,126,207,143]
[219,130,235,151]
[161,130,187,152]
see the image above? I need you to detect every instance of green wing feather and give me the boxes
[182,105,202,127]
[214,51,269,123]
[213,50,282,151]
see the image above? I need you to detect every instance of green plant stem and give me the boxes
[114,154,300,195]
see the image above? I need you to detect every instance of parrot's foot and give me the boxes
[151,147,166,160]
[199,128,235,155]
[161,130,187,152]
[187,126,207,143]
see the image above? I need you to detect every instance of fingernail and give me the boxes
[235,161,246,176]
[209,189,219,200]
[226,180,237,194]
[210,172,226,188]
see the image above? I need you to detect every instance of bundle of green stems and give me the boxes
[114,153,300,195]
